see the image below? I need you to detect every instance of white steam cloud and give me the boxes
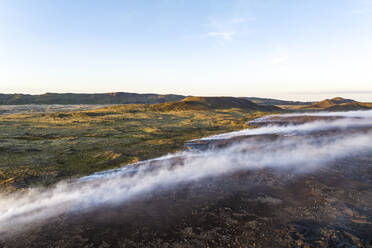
[1,110,372,236]
[200,109,372,140]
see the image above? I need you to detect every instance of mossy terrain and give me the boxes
[0,99,278,191]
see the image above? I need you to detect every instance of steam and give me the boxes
[1,110,372,236]
[200,109,372,140]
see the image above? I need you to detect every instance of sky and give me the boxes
[0,0,371,101]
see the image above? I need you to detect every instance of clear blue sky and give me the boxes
[0,0,371,101]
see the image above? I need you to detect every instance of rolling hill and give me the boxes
[150,97,282,112]
[301,97,372,111]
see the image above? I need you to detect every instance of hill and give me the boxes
[150,97,282,112]
[325,102,371,111]
[301,97,372,111]
[0,92,185,105]
[307,97,356,109]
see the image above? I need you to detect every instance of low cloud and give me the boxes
[204,31,236,41]
[203,15,249,42]
[270,55,289,65]
[351,9,371,14]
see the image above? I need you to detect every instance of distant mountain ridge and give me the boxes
[0,93,308,107]
[0,92,185,105]
[1,93,370,112]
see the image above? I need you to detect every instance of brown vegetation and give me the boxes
[0,99,278,191]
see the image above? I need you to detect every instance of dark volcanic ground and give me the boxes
[1,115,372,248]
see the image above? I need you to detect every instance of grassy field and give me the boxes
[0,103,276,191]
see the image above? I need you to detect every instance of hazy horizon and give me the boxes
[1,90,372,102]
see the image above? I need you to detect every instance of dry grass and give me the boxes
[0,104,277,191]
